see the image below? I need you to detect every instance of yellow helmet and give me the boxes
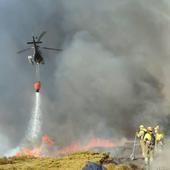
[139,125,144,129]
[147,127,153,132]
[154,125,159,130]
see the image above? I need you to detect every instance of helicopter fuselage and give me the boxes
[33,48,44,64]
[32,37,44,64]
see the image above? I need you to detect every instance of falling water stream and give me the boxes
[27,92,42,140]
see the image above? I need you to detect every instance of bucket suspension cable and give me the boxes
[35,64,40,81]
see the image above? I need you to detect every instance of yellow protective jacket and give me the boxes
[144,132,155,146]
[144,133,152,142]
[136,128,147,140]
[155,132,164,142]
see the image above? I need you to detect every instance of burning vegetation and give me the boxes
[15,135,119,157]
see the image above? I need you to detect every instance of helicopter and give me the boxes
[17,31,62,65]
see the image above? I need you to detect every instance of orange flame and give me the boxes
[16,135,54,157]
[16,147,41,157]
[42,134,55,145]
[84,138,116,148]
[16,136,117,157]
[57,138,116,156]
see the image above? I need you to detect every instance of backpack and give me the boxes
[150,133,156,146]
[82,162,107,170]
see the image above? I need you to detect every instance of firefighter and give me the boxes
[154,125,164,152]
[136,125,147,157]
[143,127,155,165]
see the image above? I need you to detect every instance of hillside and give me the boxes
[0,151,142,170]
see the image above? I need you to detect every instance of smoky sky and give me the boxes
[0,0,170,154]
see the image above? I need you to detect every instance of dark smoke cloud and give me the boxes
[0,0,170,154]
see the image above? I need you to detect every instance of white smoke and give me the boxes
[0,134,10,155]
[151,141,170,169]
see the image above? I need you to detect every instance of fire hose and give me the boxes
[130,135,137,160]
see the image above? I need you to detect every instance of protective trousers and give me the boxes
[144,143,154,165]
[140,139,145,157]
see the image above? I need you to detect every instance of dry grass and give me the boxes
[0,152,135,170]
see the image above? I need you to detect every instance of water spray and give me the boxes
[27,92,42,141]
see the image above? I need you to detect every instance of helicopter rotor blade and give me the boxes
[17,48,32,54]
[37,31,47,41]
[40,47,62,51]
